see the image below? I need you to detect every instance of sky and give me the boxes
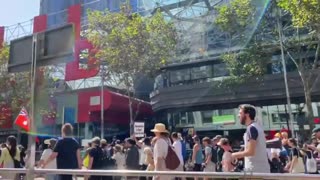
[0,0,40,26]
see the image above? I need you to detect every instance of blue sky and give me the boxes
[0,0,40,26]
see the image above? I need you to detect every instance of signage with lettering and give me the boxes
[134,122,145,138]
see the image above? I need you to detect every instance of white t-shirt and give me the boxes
[41,149,57,169]
[153,138,169,170]
[112,152,125,170]
[139,145,147,165]
[173,140,184,165]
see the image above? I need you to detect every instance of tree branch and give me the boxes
[311,40,320,71]
[287,51,307,87]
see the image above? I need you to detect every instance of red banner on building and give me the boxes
[65,4,99,81]
[33,15,47,33]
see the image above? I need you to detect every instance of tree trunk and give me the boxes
[304,84,315,137]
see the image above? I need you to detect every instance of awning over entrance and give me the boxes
[78,89,153,124]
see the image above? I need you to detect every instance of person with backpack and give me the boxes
[0,136,21,179]
[87,137,105,180]
[152,123,180,180]
[212,135,223,172]
[202,137,215,174]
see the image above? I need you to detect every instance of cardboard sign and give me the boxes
[134,122,145,138]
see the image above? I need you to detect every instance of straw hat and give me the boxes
[150,123,169,133]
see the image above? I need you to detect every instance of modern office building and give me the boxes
[149,1,320,138]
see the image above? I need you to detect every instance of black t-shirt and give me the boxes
[290,147,301,160]
[54,137,80,169]
[89,146,104,169]
[125,145,140,170]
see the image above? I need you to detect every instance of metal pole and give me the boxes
[27,33,37,180]
[100,65,104,139]
[277,10,295,138]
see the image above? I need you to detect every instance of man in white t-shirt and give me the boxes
[232,104,270,173]
[171,132,184,171]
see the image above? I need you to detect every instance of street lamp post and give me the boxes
[100,65,105,139]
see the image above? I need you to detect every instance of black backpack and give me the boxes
[211,146,218,163]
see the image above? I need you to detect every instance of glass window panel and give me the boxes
[187,112,195,125]
[219,109,234,115]
[170,69,191,83]
[202,111,213,124]
[173,113,180,126]
[191,65,212,79]
[180,112,187,125]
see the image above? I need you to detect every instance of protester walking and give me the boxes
[232,104,270,173]
[43,123,82,180]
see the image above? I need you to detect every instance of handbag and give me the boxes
[164,140,180,170]
[306,151,317,173]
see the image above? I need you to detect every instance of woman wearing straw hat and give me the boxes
[151,123,172,180]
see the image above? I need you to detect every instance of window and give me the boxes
[170,69,191,83]
[213,63,228,77]
[172,113,180,126]
[191,65,212,80]
[180,113,187,125]
[202,111,213,124]
[187,112,195,125]
[219,109,234,115]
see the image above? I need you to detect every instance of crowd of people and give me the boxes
[0,104,319,180]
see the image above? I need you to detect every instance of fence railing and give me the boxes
[0,168,319,180]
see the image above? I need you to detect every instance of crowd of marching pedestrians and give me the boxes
[0,105,320,180]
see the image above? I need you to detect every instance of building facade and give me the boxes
[149,1,320,138]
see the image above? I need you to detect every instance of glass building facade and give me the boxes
[40,0,138,28]
[170,102,320,131]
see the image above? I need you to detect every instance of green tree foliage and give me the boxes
[0,45,30,115]
[215,0,267,85]
[277,0,320,134]
[86,4,177,133]
[87,6,177,79]
[222,44,270,79]
[215,0,255,37]
[277,0,320,30]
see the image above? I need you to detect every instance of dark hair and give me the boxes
[239,104,256,120]
[202,137,211,144]
[143,137,151,146]
[171,132,178,139]
[125,138,136,145]
[220,138,230,146]
[62,123,73,136]
[288,138,297,147]
[7,136,17,158]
